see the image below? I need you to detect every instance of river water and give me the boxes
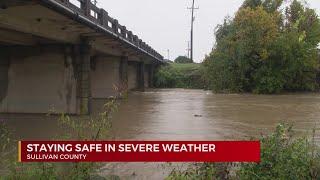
[2,89,320,179]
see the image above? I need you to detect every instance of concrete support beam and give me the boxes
[148,65,155,88]
[0,53,9,104]
[144,65,149,88]
[0,29,36,45]
[137,62,145,91]
[90,56,121,98]
[119,56,128,88]
[128,62,138,90]
[0,45,77,114]
[74,44,92,115]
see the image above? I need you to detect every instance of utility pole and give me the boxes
[188,0,198,62]
[167,49,170,60]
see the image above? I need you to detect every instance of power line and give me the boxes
[187,0,199,62]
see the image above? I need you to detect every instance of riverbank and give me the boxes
[154,63,320,95]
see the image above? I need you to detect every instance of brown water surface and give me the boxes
[2,89,320,179]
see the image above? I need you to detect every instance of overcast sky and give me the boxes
[96,0,320,62]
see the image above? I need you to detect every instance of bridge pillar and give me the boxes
[0,45,78,114]
[75,44,92,115]
[119,56,128,88]
[137,62,145,91]
[128,62,138,90]
[0,52,9,106]
[90,56,123,99]
[148,65,155,88]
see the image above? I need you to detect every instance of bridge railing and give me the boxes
[57,0,163,61]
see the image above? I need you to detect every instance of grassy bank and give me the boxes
[154,63,207,89]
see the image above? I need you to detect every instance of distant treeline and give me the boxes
[203,0,320,94]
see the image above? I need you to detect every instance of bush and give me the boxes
[238,124,320,179]
[174,56,193,64]
[154,63,207,89]
[167,124,320,179]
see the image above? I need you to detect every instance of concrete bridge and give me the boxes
[0,0,164,114]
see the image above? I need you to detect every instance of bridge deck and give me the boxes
[0,0,163,62]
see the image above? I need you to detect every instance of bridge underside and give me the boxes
[0,1,160,114]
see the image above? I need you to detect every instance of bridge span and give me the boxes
[0,0,164,114]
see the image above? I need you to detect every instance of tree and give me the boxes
[174,56,193,63]
[204,0,320,93]
[241,0,262,9]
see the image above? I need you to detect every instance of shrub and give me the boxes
[167,124,320,179]
[154,63,207,89]
[174,56,193,64]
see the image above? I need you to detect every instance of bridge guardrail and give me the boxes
[56,0,163,61]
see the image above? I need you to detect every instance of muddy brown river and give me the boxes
[1,89,320,179]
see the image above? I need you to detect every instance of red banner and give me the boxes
[19,141,260,162]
